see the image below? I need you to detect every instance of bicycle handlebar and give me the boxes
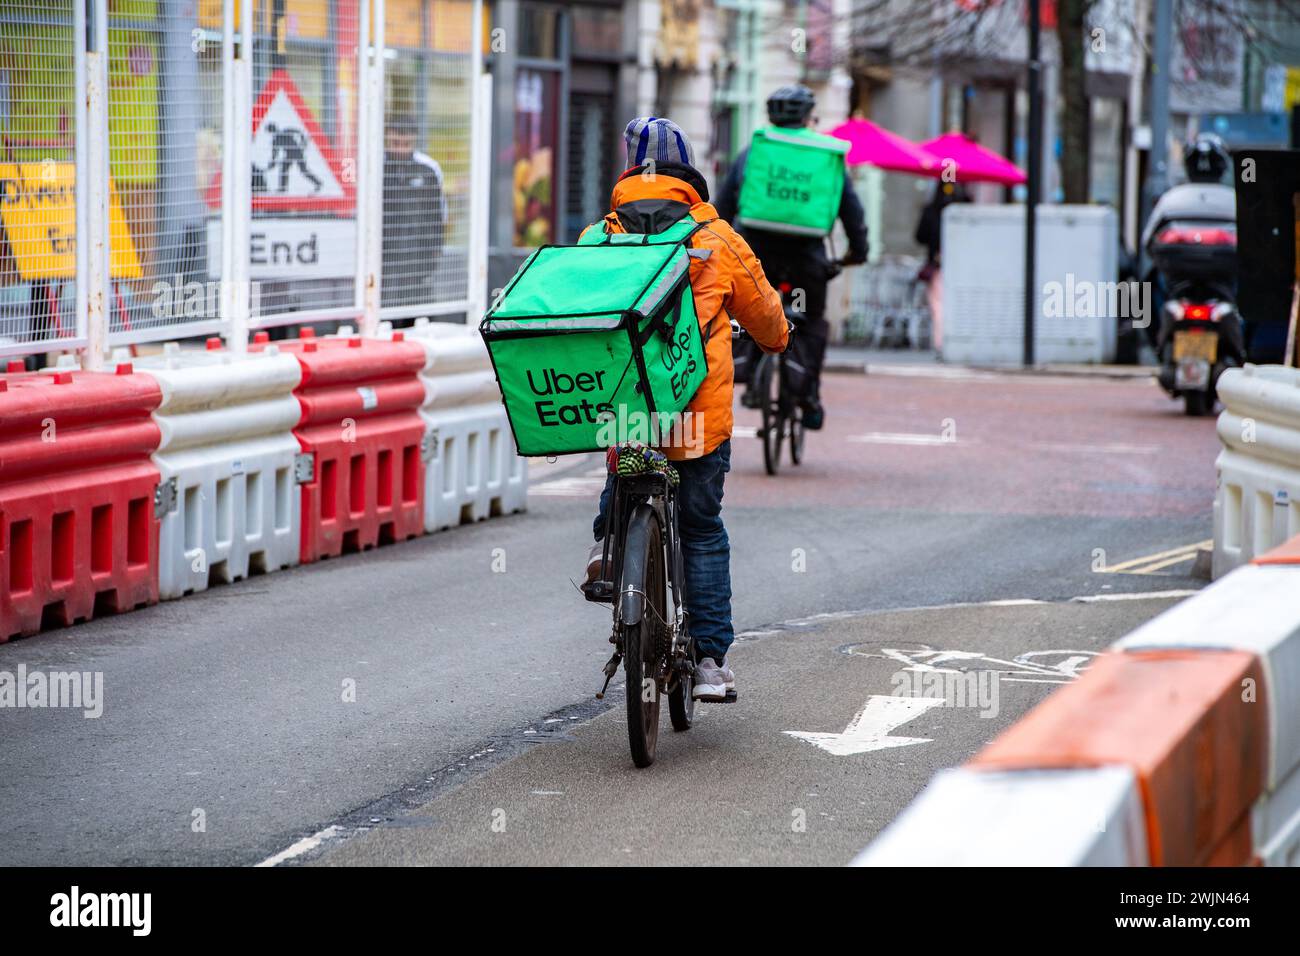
[731,320,796,342]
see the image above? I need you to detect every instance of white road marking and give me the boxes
[785,695,946,756]
[1072,589,1199,602]
[254,825,343,868]
[1027,441,1159,455]
[847,432,956,446]
[529,477,608,497]
[860,647,1098,684]
[732,425,758,439]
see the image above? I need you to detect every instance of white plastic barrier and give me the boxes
[852,766,1149,867]
[125,344,303,599]
[372,320,527,531]
[942,204,1120,365]
[1213,365,1300,577]
[1116,562,1300,867]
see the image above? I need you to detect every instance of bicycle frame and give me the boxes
[588,470,687,668]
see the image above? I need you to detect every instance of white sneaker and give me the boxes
[693,658,728,701]
[718,656,736,692]
[585,540,607,584]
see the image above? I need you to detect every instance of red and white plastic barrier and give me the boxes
[3,320,529,641]
[272,331,427,563]
[1,365,162,641]
[126,342,303,599]
[854,537,1300,867]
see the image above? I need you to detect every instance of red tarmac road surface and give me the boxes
[725,369,1221,518]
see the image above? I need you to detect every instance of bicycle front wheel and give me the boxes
[620,514,665,767]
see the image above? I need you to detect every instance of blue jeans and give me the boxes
[593,441,733,664]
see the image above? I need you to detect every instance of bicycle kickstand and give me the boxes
[595,652,622,700]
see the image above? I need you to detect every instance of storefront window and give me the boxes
[572,6,621,58]
[518,6,560,60]
[513,67,558,248]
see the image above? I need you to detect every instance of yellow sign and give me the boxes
[0,163,142,281]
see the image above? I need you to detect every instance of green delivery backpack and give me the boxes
[737,126,849,237]
[480,215,711,457]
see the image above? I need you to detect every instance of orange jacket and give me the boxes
[585,169,788,459]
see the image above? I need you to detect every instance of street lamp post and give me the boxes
[1024,0,1043,367]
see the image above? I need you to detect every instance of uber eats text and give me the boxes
[763,162,814,204]
[523,325,701,452]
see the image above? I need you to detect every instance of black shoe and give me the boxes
[801,401,824,430]
[740,388,762,409]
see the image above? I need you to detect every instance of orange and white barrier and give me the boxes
[855,536,1300,867]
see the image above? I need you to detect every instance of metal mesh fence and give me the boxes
[0,0,79,352]
[381,0,472,313]
[1,0,478,357]
[249,0,363,324]
[844,254,931,348]
[105,0,227,344]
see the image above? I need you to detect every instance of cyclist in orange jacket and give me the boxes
[583,116,788,700]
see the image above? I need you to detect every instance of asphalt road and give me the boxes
[0,366,1221,866]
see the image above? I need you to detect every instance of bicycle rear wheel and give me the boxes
[789,402,805,465]
[668,637,695,731]
[621,517,665,767]
[758,355,783,475]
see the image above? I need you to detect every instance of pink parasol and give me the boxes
[917,132,1027,186]
[827,118,940,176]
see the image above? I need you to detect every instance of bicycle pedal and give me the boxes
[581,580,615,604]
[693,690,738,704]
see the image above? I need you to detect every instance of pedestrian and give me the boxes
[914,180,969,351]
[381,115,448,308]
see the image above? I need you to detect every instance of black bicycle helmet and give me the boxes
[1183,132,1230,183]
[766,85,816,128]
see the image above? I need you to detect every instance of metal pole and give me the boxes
[465,0,490,324]
[357,0,384,336]
[1024,0,1042,367]
[220,0,236,343]
[74,0,90,362]
[227,0,254,351]
[82,0,111,370]
[1143,0,1173,228]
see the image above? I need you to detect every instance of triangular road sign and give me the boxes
[206,68,355,213]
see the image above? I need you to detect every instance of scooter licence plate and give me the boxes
[1173,330,1218,363]
[1176,358,1210,390]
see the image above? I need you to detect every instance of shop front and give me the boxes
[486,0,637,297]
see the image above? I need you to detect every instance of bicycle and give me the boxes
[582,443,736,768]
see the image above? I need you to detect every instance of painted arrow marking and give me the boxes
[784,695,946,756]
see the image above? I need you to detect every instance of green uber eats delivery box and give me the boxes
[480,216,710,457]
[737,126,849,238]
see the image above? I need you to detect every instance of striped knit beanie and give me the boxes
[624,116,696,169]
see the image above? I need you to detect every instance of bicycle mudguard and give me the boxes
[618,503,661,628]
